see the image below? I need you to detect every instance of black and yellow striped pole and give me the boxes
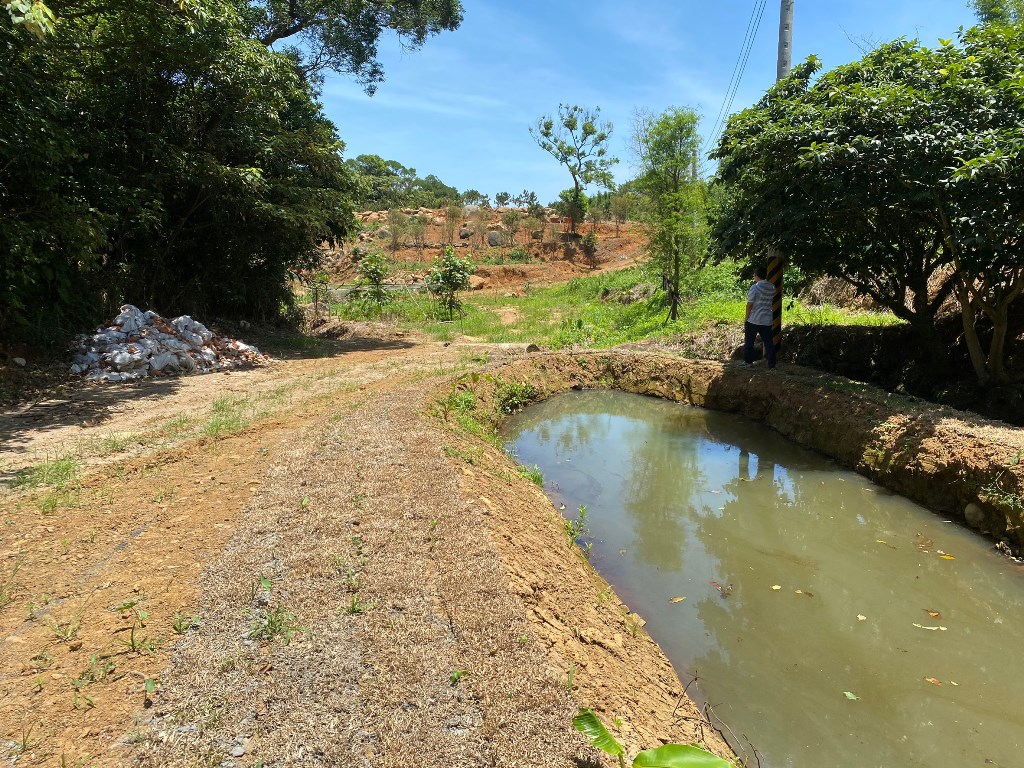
[768,254,783,352]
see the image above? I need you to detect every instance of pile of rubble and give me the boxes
[70,305,268,382]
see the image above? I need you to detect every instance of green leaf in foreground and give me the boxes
[572,708,624,757]
[633,744,736,768]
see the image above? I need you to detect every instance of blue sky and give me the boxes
[321,1,979,205]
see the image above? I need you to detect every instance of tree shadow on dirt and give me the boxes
[260,335,416,360]
[0,375,184,458]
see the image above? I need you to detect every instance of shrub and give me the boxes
[426,246,473,319]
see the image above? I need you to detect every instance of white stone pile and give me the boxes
[70,305,267,382]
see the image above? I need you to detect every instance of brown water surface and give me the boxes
[502,390,1024,768]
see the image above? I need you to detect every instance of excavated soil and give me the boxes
[3,337,1023,767]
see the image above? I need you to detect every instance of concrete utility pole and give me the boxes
[768,0,794,353]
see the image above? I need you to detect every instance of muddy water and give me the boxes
[501,390,1024,768]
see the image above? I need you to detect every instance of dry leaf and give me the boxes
[926,610,942,619]
[913,623,948,631]
[669,596,687,604]
[794,589,803,594]
[857,614,867,621]
[950,681,959,686]
[843,691,860,700]
[924,677,943,686]
[939,554,956,560]
[771,585,782,591]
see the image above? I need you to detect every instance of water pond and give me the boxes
[501,390,1024,768]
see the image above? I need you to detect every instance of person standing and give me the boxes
[744,265,776,369]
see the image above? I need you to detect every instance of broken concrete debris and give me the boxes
[70,305,267,382]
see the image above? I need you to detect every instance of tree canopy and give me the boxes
[632,107,705,321]
[0,0,462,346]
[530,104,617,234]
[244,0,463,89]
[711,23,1024,385]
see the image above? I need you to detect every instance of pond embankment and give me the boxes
[458,351,1024,552]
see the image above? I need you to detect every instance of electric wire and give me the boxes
[701,0,769,167]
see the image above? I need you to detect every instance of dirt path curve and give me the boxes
[0,338,729,767]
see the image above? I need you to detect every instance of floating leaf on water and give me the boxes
[926,609,942,619]
[794,589,803,594]
[950,681,959,686]
[669,596,687,604]
[857,614,867,621]
[843,691,860,700]
[771,585,782,591]
[939,554,956,560]
[913,623,948,631]
[924,677,943,686]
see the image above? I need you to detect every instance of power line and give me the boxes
[701,0,769,161]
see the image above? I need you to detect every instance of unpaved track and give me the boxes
[1,338,730,767]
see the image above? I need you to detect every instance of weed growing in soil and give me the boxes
[345,593,372,615]
[517,464,544,487]
[11,456,79,489]
[0,560,21,607]
[494,380,536,414]
[249,606,305,644]
[204,395,251,436]
[565,504,590,547]
[172,611,198,634]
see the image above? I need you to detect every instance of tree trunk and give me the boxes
[957,280,991,386]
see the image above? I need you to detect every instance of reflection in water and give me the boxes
[502,390,1024,768]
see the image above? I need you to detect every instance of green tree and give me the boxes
[1,0,360,344]
[462,189,489,206]
[500,209,523,245]
[553,188,589,234]
[494,191,511,208]
[971,0,1024,23]
[712,27,1024,385]
[426,245,473,319]
[530,104,617,234]
[354,252,392,310]
[610,193,632,237]
[245,0,463,90]
[633,107,704,321]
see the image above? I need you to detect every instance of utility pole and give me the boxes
[768,0,794,354]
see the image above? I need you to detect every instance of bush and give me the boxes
[426,246,473,319]
[353,252,392,310]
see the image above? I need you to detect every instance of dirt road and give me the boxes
[0,335,730,767]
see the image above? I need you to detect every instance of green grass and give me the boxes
[327,261,902,349]
[11,457,79,490]
[203,395,251,437]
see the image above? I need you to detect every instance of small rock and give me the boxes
[964,502,985,529]
[12,357,26,367]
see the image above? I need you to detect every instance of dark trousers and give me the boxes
[744,321,776,368]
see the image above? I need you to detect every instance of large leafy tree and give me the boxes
[244,0,463,89]
[530,104,617,234]
[632,107,704,321]
[1,0,358,342]
[712,26,1024,385]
